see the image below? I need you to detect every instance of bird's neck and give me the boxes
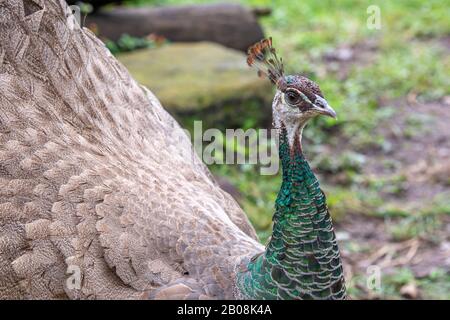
[235,127,346,299]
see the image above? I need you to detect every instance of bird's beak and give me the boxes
[314,95,337,119]
[319,103,337,119]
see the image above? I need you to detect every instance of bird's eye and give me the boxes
[284,89,302,106]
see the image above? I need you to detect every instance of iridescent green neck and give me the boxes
[235,128,346,299]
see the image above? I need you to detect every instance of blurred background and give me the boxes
[72,0,449,299]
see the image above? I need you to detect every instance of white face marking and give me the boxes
[272,90,316,148]
[314,95,328,108]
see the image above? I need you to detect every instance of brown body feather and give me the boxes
[0,0,262,299]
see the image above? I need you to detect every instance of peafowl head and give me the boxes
[247,38,336,146]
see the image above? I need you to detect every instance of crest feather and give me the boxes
[247,37,284,84]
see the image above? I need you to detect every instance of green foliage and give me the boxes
[77,1,94,14]
[105,34,160,54]
[387,196,450,241]
[348,266,450,300]
[421,268,450,300]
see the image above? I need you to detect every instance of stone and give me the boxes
[81,3,265,51]
[117,42,273,129]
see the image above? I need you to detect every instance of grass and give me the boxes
[347,267,450,300]
[386,196,450,242]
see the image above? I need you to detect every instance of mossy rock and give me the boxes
[117,42,274,129]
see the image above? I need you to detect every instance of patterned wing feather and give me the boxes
[0,0,262,299]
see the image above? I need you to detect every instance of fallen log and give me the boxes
[84,3,265,52]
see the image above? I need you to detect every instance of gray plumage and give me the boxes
[0,0,263,299]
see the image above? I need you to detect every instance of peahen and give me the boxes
[235,38,345,299]
[0,0,345,299]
